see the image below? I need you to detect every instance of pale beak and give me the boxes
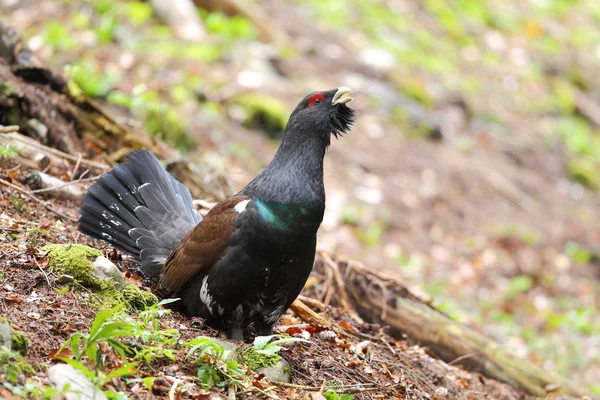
[332,87,353,105]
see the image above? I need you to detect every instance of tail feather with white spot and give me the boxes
[78,150,202,278]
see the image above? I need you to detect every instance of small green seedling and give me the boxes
[252,334,310,355]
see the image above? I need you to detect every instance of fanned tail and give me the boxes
[78,150,202,278]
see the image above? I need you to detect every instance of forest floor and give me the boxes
[0,182,525,399]
[1,0,600,398]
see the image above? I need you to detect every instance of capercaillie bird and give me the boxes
[78,88,355,339]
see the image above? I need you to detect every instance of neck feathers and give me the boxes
[240,128,328,204]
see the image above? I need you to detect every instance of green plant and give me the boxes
[2,381,60,400]
[41,20,77,52]
[200,11,258,42]
[65,61,121,98]
[0,144,18,158]
[54,304,139,396]
[252,334,309,355]
[324,389,355,400]
[241,334,308,371]
[185,337,251,393]
[184,337,279,398]
[131,299,181,363]
[8,194,25,212]
[108,86,195,150]
[59,303,135,366]
[54,299,185,395]
[565,241,593,264]
[505,275,533,301]
[1,346,25,383]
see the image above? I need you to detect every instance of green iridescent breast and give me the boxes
[256,199,323,231]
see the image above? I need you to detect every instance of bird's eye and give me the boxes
[308,93,324,107]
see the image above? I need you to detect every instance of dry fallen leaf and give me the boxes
[49,347,74,360]
[339,321,352,331]
[285,326,303,335]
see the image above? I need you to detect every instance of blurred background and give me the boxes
[2,0,599,393]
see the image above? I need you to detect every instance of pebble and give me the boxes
[92,256,126,290]
[48,364,108,400]
[0,319,12,350]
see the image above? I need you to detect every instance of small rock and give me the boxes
[256,358,291,383]
[48,363,108,400]
[0,319,12,350]
[56,274,74,284]
[357,48,396,70]
[305,393,327,400]
[197,336,239,359]
[27,312,41,319]
[92,256,126,290]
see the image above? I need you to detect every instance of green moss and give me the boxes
[242,348,282,371]
[0,345,35,379]
[44,245,160,311]
[14,355,35,376]
[91,286,123,311]
[42,244,106,290]
[0,81,16,96]
[11,332,29,356]
[122,285,158,310]
[144,107,196,150]
[567,158,599,189]
[232,93,288,139]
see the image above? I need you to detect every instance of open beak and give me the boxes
[332,87,353,106]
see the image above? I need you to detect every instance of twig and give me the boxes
[268,382,321,392]
[297,295,327,311]
[483,169,537,215]
[28,176,99,194]
[168,378,182,400]
[0,178,77,222]
[1,131,109,170]
[272,381,386,394]
[0,125,19,133]
[321,265,334,307]
[290,298,365,340]
[290,299,330,327]
[34,258,51,286]
[70,153,82,180]
[377,330,397,355]
[192,199,217,209]
[366,278,389,320]
[448,352,480,366]
[319,251,364,324]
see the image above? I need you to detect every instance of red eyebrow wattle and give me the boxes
[308,93,324,107]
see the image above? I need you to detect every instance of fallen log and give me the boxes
[0,21,171,161]
[0,131,108,179]
[313,253,584,398]
[22,171,91,201]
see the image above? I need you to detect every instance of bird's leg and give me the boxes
[229,321,244,340]
[254,320,273,337]
[229,306,245,340]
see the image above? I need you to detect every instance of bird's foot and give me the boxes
[255,322,273,337]
[229,321,245,340]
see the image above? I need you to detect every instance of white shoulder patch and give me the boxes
[234,199,251,214]
[199,276,214,314]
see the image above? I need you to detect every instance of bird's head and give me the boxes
[286,87,356,145]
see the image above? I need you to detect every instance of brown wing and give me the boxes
[159,196,250,293]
